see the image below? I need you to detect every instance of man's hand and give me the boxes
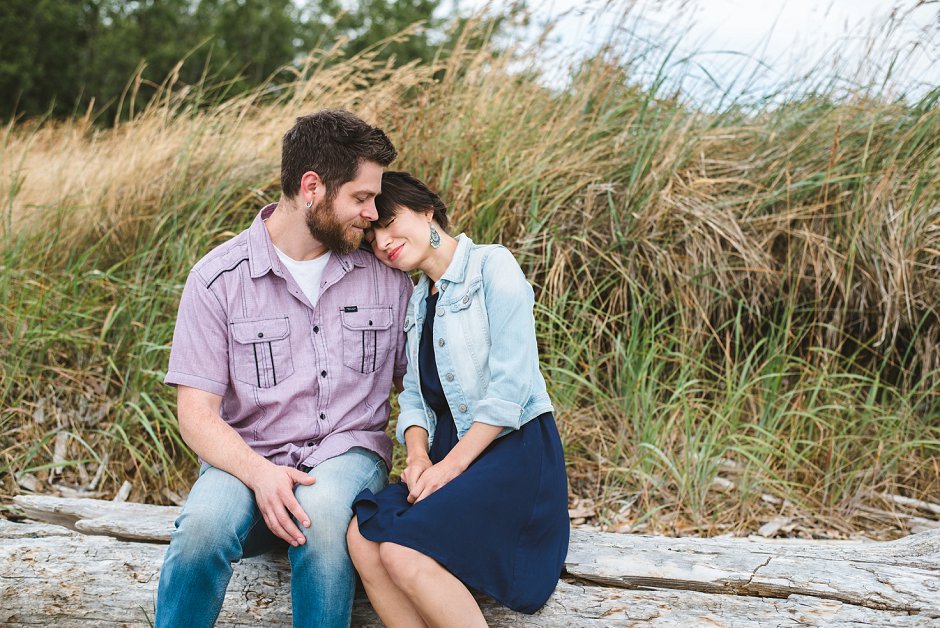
[407,459,463,504]
[246,460,316,546]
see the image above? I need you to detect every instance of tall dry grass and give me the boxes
[1,18,938,535]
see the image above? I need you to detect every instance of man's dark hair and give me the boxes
[375,171,449,231]
[281,110,397,199]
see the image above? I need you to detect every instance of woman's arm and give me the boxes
[408,421,503,503]
[468,246,539,431]
[401,425,433,493]
[408,247,542,502]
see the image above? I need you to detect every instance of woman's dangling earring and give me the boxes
[429,222,441,249]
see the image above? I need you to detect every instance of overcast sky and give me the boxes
[460,0,939,105]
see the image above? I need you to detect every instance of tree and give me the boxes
[0,0,99,119]
[0,0,471,123]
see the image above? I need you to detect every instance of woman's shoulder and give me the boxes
[463,238,518,271]
[474,246,531,300]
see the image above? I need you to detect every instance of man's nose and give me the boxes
[362,200,378,222]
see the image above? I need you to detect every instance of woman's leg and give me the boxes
[347,517,428,628]
[378,542,486,628]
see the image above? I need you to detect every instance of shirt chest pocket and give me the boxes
[230,317,295,388]
[341,305,393,374]
[448,281,489,346]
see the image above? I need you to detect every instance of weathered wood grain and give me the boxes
[1,520,933,627]
[565,526,940,615]
[14,494,179,542]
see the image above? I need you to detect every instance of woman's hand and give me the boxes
[400,453,432,492]
[408,459,464,504]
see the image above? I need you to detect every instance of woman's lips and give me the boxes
[387,244,404,262]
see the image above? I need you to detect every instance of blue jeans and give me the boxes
[155,447,387,628]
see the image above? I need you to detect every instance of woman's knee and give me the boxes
[346,517,380,570]
[378,543,426,588]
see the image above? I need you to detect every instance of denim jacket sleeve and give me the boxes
[470,247,537,431]
[395,313,431,446]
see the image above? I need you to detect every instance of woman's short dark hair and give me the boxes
[281,110,397,199]
[375,171,449,231]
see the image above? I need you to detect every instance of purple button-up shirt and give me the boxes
[165,203,413,470]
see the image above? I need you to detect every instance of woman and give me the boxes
[347,172,569,626]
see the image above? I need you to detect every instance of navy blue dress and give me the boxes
[353,290,569,614]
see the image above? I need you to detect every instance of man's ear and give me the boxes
[300,171,325,206]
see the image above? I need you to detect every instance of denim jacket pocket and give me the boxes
[230,317,295,388]
[448,279,483,313]
[341,305,393,373]
[447,280,489,351]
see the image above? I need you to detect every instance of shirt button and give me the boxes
[445,372,455,381]
[436,307,444,317]
[321,370,327,378]
[458,404,468,413]
[257,332,264,338]
[306,441,314,447]
[438,338,445,347]
[319,413,326,420]
[313,326,320,333]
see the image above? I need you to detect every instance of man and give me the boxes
[155,110,412,628]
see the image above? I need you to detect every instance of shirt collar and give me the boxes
[247,202,367,279]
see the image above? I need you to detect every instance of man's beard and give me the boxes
[304,196,364,254]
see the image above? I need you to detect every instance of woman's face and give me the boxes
[366,205,434,272]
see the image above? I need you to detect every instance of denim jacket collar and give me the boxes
[415,233,473,300]
[438,233,473,286]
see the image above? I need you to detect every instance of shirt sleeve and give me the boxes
[469,247,538,431]
[164,269,230,396]
[393,271,414,380]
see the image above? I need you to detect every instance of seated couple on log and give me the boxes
[156,109,569,627]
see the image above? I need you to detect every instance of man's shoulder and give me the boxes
[350,248,412,287]
[189,230,251,287]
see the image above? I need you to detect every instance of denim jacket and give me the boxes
[395,234,554,448]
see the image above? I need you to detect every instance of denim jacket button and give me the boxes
[462,295,469,304]
[445,372,455,381]
[438,338,445,347]
[458,403,468,412]
[436,307,444,317]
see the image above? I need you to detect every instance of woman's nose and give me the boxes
[373,228,391,249]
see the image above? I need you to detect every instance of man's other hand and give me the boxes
[247,461,316,546]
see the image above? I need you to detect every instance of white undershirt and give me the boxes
[274,245,331,306]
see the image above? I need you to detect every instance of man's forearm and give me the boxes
[178,391,269,489]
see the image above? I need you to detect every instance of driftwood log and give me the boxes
[2,495,939,626]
